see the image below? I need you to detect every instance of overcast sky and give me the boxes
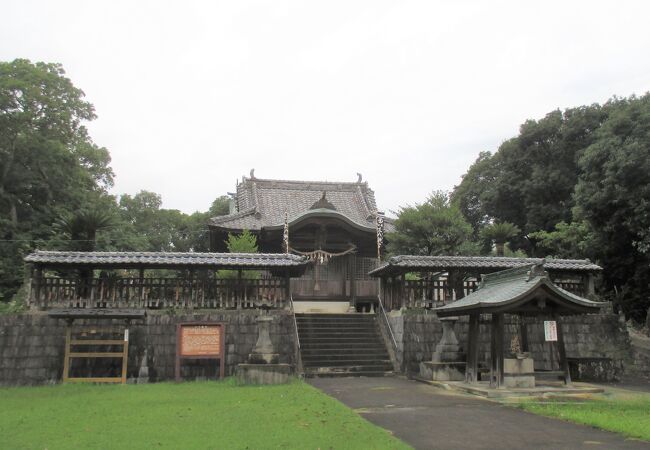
[3,1,649,216]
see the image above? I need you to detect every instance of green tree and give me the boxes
[0,59,114,300]
[452,104,609,252]
[573,94,650,319]
[225,229,258,253]
[528,221,594,259]
[387,191,477,256]
[451,151,497,236]
[481,222,521,257]
[218,230,259,279]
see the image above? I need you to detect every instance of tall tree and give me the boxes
[387,191,477,256]
[573,95,650,319]
[0,59,114,300]
[452,104,609,251]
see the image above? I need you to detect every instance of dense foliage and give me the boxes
[387,191,477,256]
[0,59,229,301]
[452,94,650,319]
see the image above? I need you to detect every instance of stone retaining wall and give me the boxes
[388,312,633,380]
[0,311,296,386]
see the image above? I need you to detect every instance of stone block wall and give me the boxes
[0,310,296,386]
[388,312,633,379]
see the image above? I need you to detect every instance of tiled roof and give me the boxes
[209,175,392,232]
[369,255,602,276]
[25,250,308,269]
[435,264,602,316]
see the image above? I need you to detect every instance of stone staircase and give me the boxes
[296,313,393,377]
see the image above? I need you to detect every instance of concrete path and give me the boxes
[309,376,650,450]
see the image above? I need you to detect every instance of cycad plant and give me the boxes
[481,222,521,257]
[54,208,114,251]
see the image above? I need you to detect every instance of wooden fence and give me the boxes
[31,277,289,310]
[381,278,584,311]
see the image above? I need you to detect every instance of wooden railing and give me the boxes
[381,278,585,311]
[31,277,289,310]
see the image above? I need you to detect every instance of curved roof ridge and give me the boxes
[210,207,257,225]
[242,176,368,187]
[356,184,374,218]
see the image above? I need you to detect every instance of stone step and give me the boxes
[301,346,388,354]
[296,316,377,322]
[304,371,394,378]
[303,359,392,367]
[302,353,390,361]
[297,332,379,338]
[301,348,389,355]
[296,321,377,328]
[296,323,377,328]
[295,312,392,378]
[304,366,394,378]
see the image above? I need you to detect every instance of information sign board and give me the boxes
[175,323,225,381]
[180,325,221,357]
[544,320,558,342]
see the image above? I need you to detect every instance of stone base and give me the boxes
[420,361,466,381]
[504,357,535,388]
[235,364,292,385]
[248,353,279,364]
[567,357,621,382]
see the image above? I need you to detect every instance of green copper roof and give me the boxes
[435,264,603,317]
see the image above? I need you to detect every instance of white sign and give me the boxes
[124,329,129,342]
[544,321,558,342]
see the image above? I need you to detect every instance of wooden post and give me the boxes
[489,315,496,385]
[490,313,504,388]
[284,270,291,308]
[586,274,595,296]
[453,270,465,300]
[188,269,194,309]
[25,263,33,308]
[349,254,357,310]
[496,313,504,387]
[466,313,479,384]
[63,321,72,382]
[121,322,130,384]
[237,269,243,310]
[519,316,529,353]
[138,268,145,306]
[555,315,571,385]
[34,265,43,309]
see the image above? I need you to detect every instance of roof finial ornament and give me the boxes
[250,168,256,179]
[356,172,362,183]
[310,191,337,210]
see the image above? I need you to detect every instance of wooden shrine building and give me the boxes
[209,172,392,311]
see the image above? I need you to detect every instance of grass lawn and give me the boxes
[514,395,650,442]
[0,380,410,450]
